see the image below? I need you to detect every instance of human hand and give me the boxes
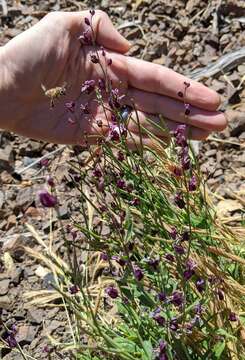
[0,10,226,145]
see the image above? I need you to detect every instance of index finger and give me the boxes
[125,57,221,111]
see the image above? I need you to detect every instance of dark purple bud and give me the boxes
[177,91,183,98]
[81,80,95,94]
[96,119,103,127]
[100,253,108,261]
[158,292,166,302]
[90,54,99,64]
[148,258,159,270]
[116,179,126,190]
[40,158,49,167]
[130,198,140,206]
[106,285,119,299]
[47,176,55,187]
[229,312,237,322]
[65,101,75,113]
[173,244,185,255]
[43,345,50,353]
[159,354,169,360]
[183,269,194,281]
[79,30,92,45]
[169,317,179,331]
[127,183,134,193]
[171,291,184,306]
[109,124,127,142]
[189,175,197,191]
[73,174,81,182]
[153,314,165,326]
[169,227,177,240]
[127,242,134,251]
[174,124,187,147]
[107,58,112,66]
[6,334,18,348]
[38,190,57,208]
[181,231,190,242]
[217,289,224,301]
[159,340,167,354]
[71,230,77,240]
[90,9,95,16]
[184,81,190,88]
[174,193,185,209]
[100,47,106,57]
[85,17,90,26]
[117,151,124,161]
[69,285,79,294]
[185,322,193,333]
[194,303,204,315]
[184,103,191,116]
[80,102,90,114]
[165,253,175,262]
[98,78,106,90]
[93,168,102,178]
[134,267,144,281]
[196,278,205,293]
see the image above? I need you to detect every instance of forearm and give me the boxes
[0,46,24,132]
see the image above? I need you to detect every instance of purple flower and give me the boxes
[183,269,194,281]
[153,314,165,326]
[6,334,17,348]
[69,285,79,294]
[116,179,126,190]
[177,91,183,98]
[93,168,102,178]
[181,147,191,170]
[47,176,55,187]
[174,124,187,147]
[107,58,112,66]
[106,286,119,299]
[194,303,204,315]
[165,253,175,262]
[173,166,182,177]
[130,198,140,206]
[171,291,184,306]
[100,253,108,261]
[40,158,49,167]
[169,317,179,331]
[158,292,166,302]
[181,231,190,242]
[174,193,185,209]
[108,124,127,142]
[90,9,95,16]
[38,190,57,208]
[184,81,190,88]
[186,258,197,271]
[159,355,168,360]
[148,258,159,270]
[169,227,177,240]
[98,78,106,90]
[117,151,124,161]
[229,312,237,322]
[97,179,105,192]
[80,102,90,114]
[173,244,185,255]
[65,101,75,113]
[134,267,144,281]
[189,175,197,191]
[81,80,95,94]
[90,54,99,64]
[159,340,167,353]
[196,278,205,293]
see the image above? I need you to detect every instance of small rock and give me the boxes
[28,308,44,325]
[0,279,10,295]
[0,295,11,309]
[17,325,38,346]
[15,186,36,211]
[0,145,14,172]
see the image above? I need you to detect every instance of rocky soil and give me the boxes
[0,0,244,358]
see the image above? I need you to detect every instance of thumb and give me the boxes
[93,10,131,53]
[69,10,131,54]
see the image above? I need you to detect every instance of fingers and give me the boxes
[124,56,221,111]
[127,111,211,140]
[67,10,131,54]
[126,89,227,132]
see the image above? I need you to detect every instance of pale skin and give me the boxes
[0,10,227,146]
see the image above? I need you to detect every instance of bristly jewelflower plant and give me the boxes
[1,9,244,360]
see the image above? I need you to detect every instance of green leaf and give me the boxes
[213,341,226,358]
[124,207,133,242]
